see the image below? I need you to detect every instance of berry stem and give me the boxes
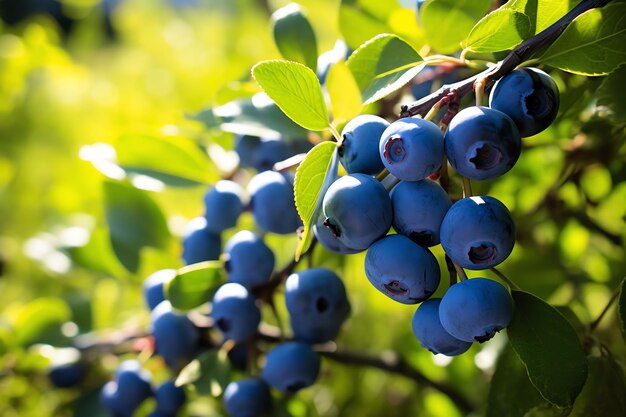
[588,285,621,333]
[489,267,520,290]
[453,263,468,281]
[474,77,487,107]
[328,124,342,142]
[462,177,473,198]
[375,167,390,182]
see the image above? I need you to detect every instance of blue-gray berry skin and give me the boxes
[248,171,301,235]
[439,278,513,343]
[322,174,392,251]
[203,180,245,233]
[224,230,275,289]
[143,269,176,310]
[223,378,271,417]
[444,106,521,180]
[210,283,261,343]
[252,137,290,172]
[364,234,440,304]
[440,196,515,270]
[391,179,451,247]
[313,214,360,255]
[411,298,472,356]
[182,217,221,265]
[338,115,389,175]
[227,342,249,371]
[49,360,86,388]
[155,380,186,415]
[379,117,444,181]
[101,360,153,416]
[489,67,560,137]
[285,267,351,343]
[235,135,261,168]
[151,301,199,369]
[262,342,320,393]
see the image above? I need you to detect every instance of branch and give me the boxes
[400,0,613,118]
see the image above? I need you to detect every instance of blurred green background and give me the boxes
[0,1,624,417]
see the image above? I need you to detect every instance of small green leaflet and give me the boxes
[165,261,225,311]
[272,3,318,71]
[508,0,577,35]
[326,61,362,122]
[252,60,330,131]
[347,34,424,105]
[339,0,395,50]
[421,0,492,53]
[619,276,626,342]
[293,141,338,260]
[176,350,231,397]
[463,8,531,52]
[540,3,626,76]
[508,290,588,407]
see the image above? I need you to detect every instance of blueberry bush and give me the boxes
[0,0,625,416]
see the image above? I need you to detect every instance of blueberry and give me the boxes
[322,174,392,251]
[365,234,440,304]
[411,298,472,356]
[211,283,261,342]
[100,380,126,416]
[248,171,301,234]
[224,230,275,289]
[252,137,291,172]
[312,213,360,255]
[489,67,560,137]
[338,115,389,175]
[285,267,351,343]
[143,269,176,311]
[439,196,515,270]
[439,278,513,343]
[234,135,261,168]
[101,360,153,416]
[151,301,199,369]
[444,106,521,180]
[48,351,86,388]
[223,377,271,417]
[227,342,249,371]
[203,180,245,233]
[155,380,186,415]
[379,117,444,181]
[262,342,320,393]
[390,179,451,247]
[181,217,221,265]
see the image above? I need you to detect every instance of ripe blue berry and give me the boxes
[252,137,290,172]
[285,267,351,343]
[151,301,199,369]
[322,174,392,251]
[440,196,515,270]
[155,380,186,415]
[248,171,301,234]
[227,342,249,371]
[101,360,153,416]
[338,115,389,175]
[411,298,472,356]
[313,213,360,255]
[379,117,443,181]
[489,67,560,137]
[182,217,221,265]
[223,378,271,417]
[439,278,513,343]
[48,349,86,388]
[262,342,320,393]
[444,106,521,180]
[143,269,176,311]
[234,135,261,168]
[224,230,275,289]
[390,179,451,246]
[203,180,245,233]
[365,234,440,304]
[211,283,260,342]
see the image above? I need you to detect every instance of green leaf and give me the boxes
[464,8,531,52]
[252,60,330,131]
[509,0,577,34]
[176,350,231,397]
[15,298,72,347]
[619,277,626,342]
[116,134,217,186]
[508,290,588,407]
[272,3,318,70]
[103,180,170,273]
[569,356,626,417]
[597,65,626,124]
[293,141,338,260]
[339,0,396,50]
[539,4,626,76]
[326,61,362,122]
[487,345,549,417]
[421,0,492,53]
[165,261,225,311]
[347,34,424,105]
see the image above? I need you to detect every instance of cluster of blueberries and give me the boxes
[315,67,559,355]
